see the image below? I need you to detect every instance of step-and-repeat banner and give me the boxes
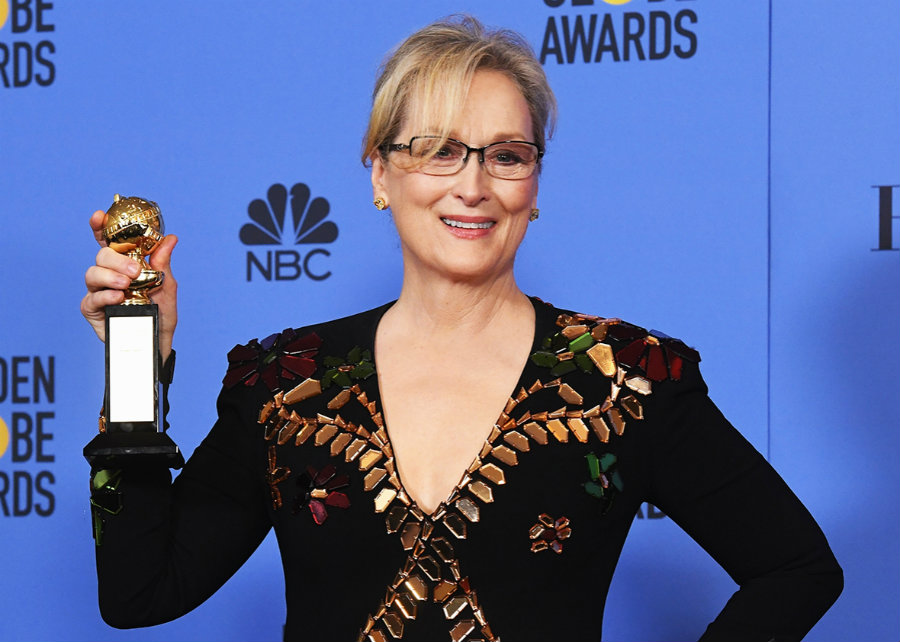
[1,2,897,640]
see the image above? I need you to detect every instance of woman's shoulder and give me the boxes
[220,301,393,394]
[529,296,701,385]
[527,297,710,454]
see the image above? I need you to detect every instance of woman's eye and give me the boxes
[427,144,464,164]
[491,150,524,165]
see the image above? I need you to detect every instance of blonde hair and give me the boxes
[362,15,557,165]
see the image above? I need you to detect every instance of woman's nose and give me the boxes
[452,153,490,205]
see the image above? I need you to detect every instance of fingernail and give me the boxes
[117,276,131,287]
[128,263,141,277]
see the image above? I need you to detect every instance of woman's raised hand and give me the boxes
[80,209,179,363]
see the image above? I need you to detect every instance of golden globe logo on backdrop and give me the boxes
[241,182,339,282]
[0,0,56,88]
[540,0,698,64]
[0,355,56,517]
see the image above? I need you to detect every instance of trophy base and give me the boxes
[84,432,185,469]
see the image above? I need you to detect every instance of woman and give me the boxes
[81,16,842,642]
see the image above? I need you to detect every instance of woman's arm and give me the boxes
[81,208,271,626]
[644,361,842,642]
[91,378,272,628]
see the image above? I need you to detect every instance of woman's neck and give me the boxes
[386,268,531,340]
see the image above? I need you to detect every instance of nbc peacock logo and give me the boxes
[241,182,338,282]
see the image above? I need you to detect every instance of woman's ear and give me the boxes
[371,153,386,199]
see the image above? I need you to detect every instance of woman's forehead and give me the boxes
[400,70,532,140]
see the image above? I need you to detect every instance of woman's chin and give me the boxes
[421,257,514,286]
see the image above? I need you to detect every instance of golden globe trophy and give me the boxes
[84,194,184,468]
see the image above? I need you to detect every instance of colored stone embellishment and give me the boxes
[293,463,351,524]
[223,329,322,392]
[529,513,572,553]
[614,330,699,382]
[583,451,623,514]
[321,346,376,389]
[265,445,291,510]
[284,378,322,404]
[532,314,699,384]
[89,468,123,546]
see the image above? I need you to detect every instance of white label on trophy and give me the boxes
[108,316,155,423]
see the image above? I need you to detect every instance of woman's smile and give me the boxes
[440,217,495,230]
[440,215,497,240]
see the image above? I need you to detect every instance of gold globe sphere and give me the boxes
[102,194,166,303]
[103,194,164,254]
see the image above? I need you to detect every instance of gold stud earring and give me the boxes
[529,208,540,222]
[373,197,387,210]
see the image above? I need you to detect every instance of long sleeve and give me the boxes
[92,382,272,628]
[642,361,843,642]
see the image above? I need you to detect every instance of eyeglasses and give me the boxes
[382,136,543,180]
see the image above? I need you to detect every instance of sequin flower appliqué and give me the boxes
[529,514,572,554]
[223,329,322,392]
[294,464,351,525]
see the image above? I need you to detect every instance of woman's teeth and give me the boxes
[441,218,495,229]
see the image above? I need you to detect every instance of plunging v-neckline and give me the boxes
[369,297,542,517]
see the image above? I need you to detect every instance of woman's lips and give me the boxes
[440,217,496,230]
[439,216,497,239]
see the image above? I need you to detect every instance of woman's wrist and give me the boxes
[160,349,176,385]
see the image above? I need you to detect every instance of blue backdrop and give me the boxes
[0,1,897,640]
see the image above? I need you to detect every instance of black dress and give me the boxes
[89,297,842,641]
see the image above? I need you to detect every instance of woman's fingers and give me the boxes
[81,288,126,315]
[83,211,114,342]
[84,264,134,293]
[85,248,140,296]
[82,213,180,356]
[147,235,178,363]
[79,289,125,343]
[89,210,107,247]
[147,235,179,316]
[93,246,141,281]
[148,234,177,276]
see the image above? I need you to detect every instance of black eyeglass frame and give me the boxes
[381,136,544,179]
